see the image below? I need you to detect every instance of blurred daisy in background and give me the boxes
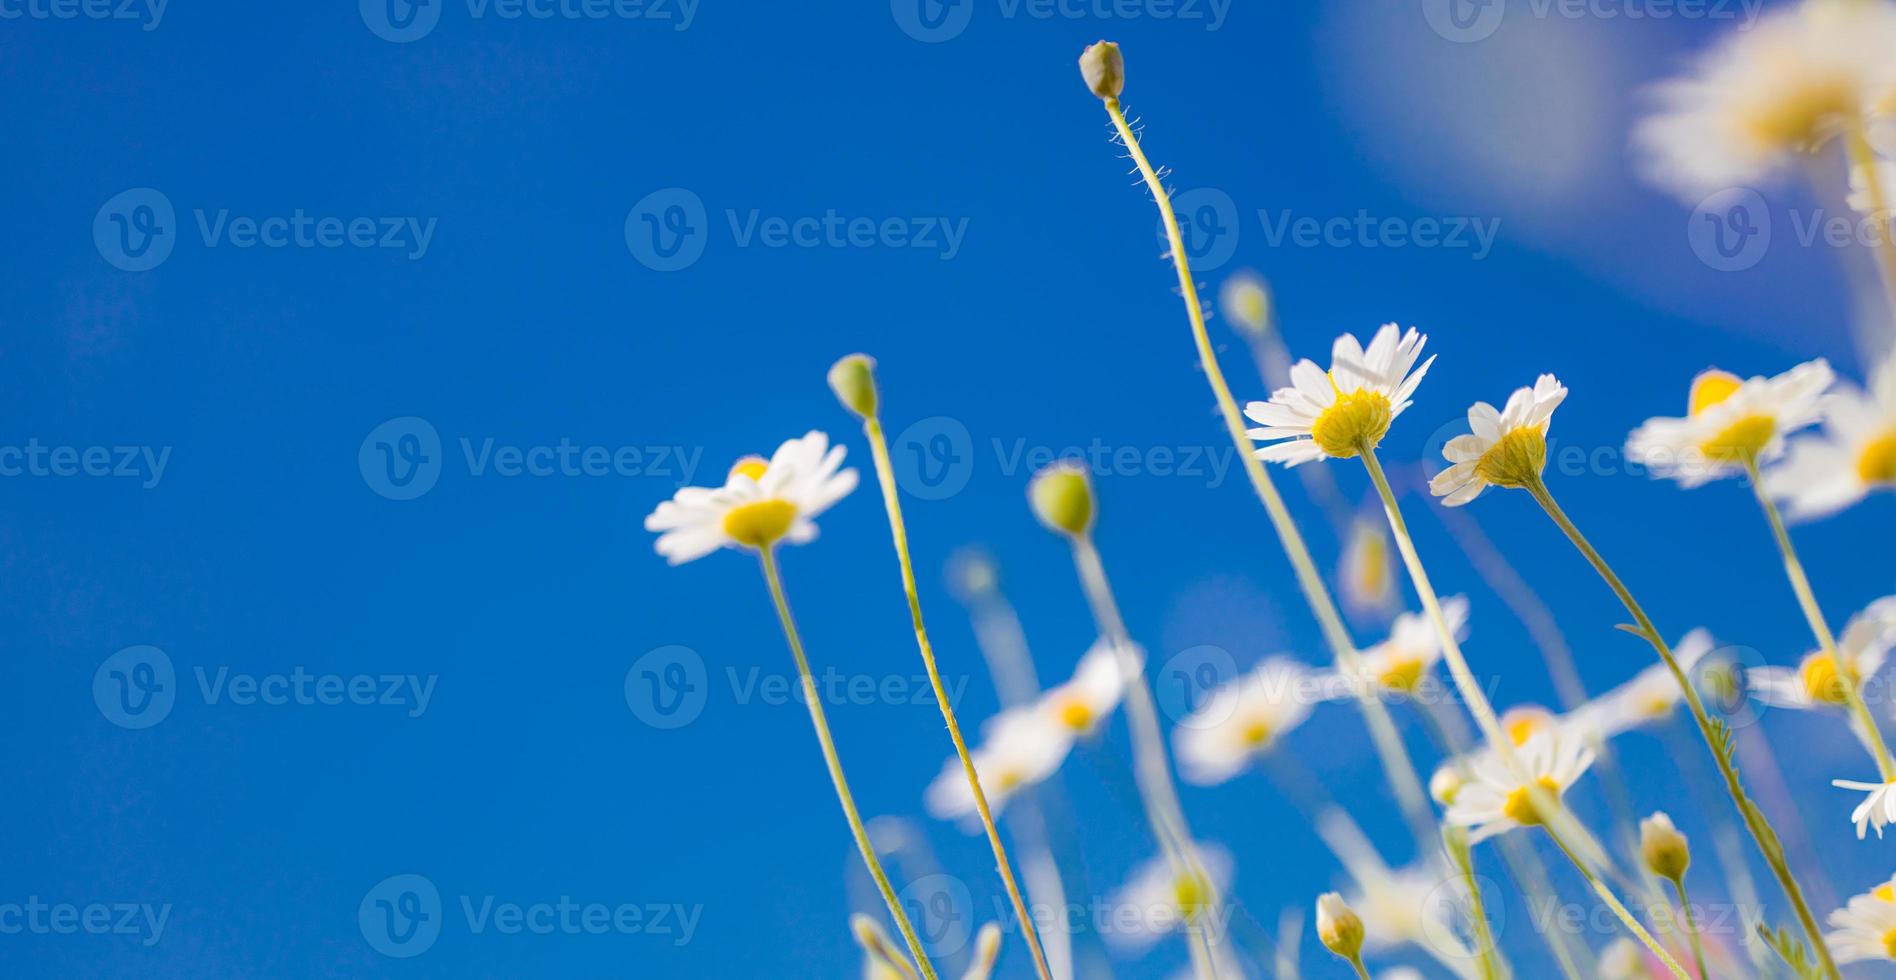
[1321,597,1470,698]
[1339,517,1399,623]
[644,430,857,564]
[924,706,1073,825]
[1626,360,1834,487]
[1748,596,1896,713]
[1825,873,1896,961]
[1635,0,1896,198]
[1037,637,1138,737]
[1570,629,1717,740]
[1174,658,1320,785]
[1104,843,1235,955]
[1766,352,1896,520]
[1245,324,1434,466]
[1430,374,1567,506]
[1444,729,1597,843]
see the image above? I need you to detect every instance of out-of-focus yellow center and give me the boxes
[1056,697,1094,732]
[1800,652,1852,705]
[1882,924,1896,961]
[1874,881,1895,903]
[1701,415,1777,463]
[994,767,1026,793]
[1353,531,1390,600]
[1173,871,1209,922]
[1502,776,1564,826]
[1473,427,1549,489]
[1504,709,1551,746]
[1311,387,1394,459]
[1689,370,1744,416]
[1858,431,1896,485]
[1638,690,1674,718]
[728,456,769,482]
[1239,717,1273,747]
[722,499,797,547]
[1738,77,1858,152]
[1377,655,1426,693]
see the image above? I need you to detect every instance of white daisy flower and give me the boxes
[1748,596,1896,712]
[1826,874,1896,961]
[1173,658,1320,785]
[1243,324,1435,466]
[1569,630,1717,740]
[1765,353,1896,521]
[1323,597,1471,698]
[643,430,858,564]
[1105,843,1235,954]
[1634,0,1896,198]
[1339,516,1399,622]
[1444,729,1596,844]
[1038,637,1139,736]
[923,706,1074,823]
[1625,360,1834,487]
[1349,862,1469,959]
[1430,374,1568,506]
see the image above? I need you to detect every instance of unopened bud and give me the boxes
[1316,892,1365,962]
[1028,463,1095,537]
[827,353,879,420]
[1640,811,1691,881]
[1079,41,1124,101]
[961,923,1003,980]
[1430,764,1465,806]
[1219,272,1273,337]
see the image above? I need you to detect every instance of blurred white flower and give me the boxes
[1826,873,1896,962]
[1174,658,1320,785]
[1339,517,1398,622]
[1626,360,1833,487]
[1038,637,1139,736]
[644,431,857,563]
[1106,844,1234,954]
[1748,597,1896,711]
[1430,374,1567,506]
[923,706,1073,824]
[1322,597,1470,698]
[1570,630,1716,740]
[1766,353,1896,521]
[1244,324,1434,466]
[1444,729,1596,843]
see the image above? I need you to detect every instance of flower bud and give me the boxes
[1316,892,1365,962]
[962,922,1003,980]
[1430,763,1465,806]
[1219,272,1273,338]
[1028,463,1095,537]
[1640,811,1691,882]
[827,353,879,420]
[1079,41,1124,101]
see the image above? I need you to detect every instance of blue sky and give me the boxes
[3,0,1893,977]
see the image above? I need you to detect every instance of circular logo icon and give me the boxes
[625,188,708,272]
[1164,188,1240,273]
[1689,187,1771,272]
[359,874,442,957]
[890,416,974,501]
[890,0,972,42]
[1157,645,1239,726]
[898,873,973,958]
[625,645,708,729]
[360,0,441,42]
[94,188,176,273]
[1422,0,1505,43]
[1421,871,1503,959]
[1707,643,1769,730]
[359,417,443,501]
[94,645,176,729]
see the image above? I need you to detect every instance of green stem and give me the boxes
[1346,956,1372,980]
[861,418,1054,980]
[1097,96,1438,857]
[1443,827,1506,980]
[1843,116,1896,327]
[1542,823,1690,980]
[1523,476,1840,980]
[757,548,938,980]
[1672,877,1711,980]
[1744,458,1896,780]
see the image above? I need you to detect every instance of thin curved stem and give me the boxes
[1097,95,1437,857]
[861,418,1054,980]
[1442,827,1505,980]
[1542,822,1691,980]
[1522,476,1840,980]
[1843,118,1896,328]
[1672,877,1711,980]
[757,548,937,980]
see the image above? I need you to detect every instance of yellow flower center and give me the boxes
[1700,415,1777,464]
[1310,387,1393,459]
[1239,717,1273,747]
[1799,652,1852,705]
[1875,881,1895,903]
[1858,431,1896,486]
[1738,75,1858,152]
[1882,924,1896,961]
[721,499,798,547]
[1503,709,1551,746]
[1638,691,1674,718]
[1056,697,1094,732]
[728,456,769,482]
[994,767,1026,793]
[1377,655,1426,693]
[1473,427,1549,489]
[1689,369,1744,416]
[1353,531,1390,599]
[1173,871,1210,922]
[1502,775,1565,827]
